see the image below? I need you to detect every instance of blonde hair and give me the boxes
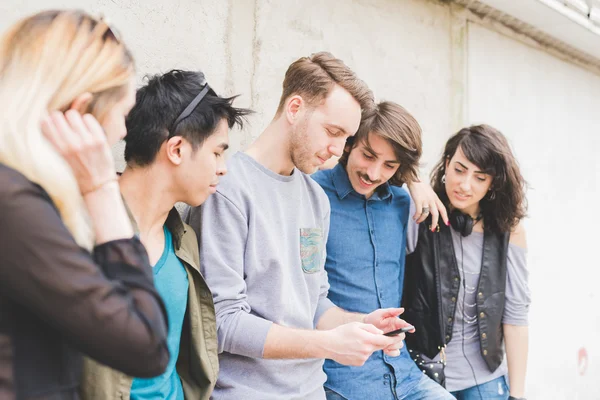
[0,10,134,248]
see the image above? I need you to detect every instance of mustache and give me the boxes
[358,172,381,185]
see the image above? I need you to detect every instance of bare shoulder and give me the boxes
[509,221,527,249]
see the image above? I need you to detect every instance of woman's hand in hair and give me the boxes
[407,181,449,228]
[42,110,134,243]
[42,110,117,195]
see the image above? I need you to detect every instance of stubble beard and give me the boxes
[290,118,316,174]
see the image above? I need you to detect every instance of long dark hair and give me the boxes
[430,124,527,233]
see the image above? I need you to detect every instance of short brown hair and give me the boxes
[276,51,374,115]
[339,101,423,186]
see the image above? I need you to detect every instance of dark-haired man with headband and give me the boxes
[81,69,251,400]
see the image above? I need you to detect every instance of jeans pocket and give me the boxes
[299,228,323,273]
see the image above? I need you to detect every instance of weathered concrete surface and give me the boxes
[468,22,600,400]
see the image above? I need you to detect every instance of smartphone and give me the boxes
[384,325,414,337]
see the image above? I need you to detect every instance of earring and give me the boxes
[441,174,446,184]
[488,190,496,200]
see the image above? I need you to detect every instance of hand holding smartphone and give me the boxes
[383,325,415,337]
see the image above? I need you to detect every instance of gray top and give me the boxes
[406,199,531,391]
[183,152,335,400]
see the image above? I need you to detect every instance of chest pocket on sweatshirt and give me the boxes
[299,228,323,274]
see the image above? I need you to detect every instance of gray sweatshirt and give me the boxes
[183,152,335,400]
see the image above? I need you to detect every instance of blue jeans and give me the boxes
[450,376,509,400]
[325,374,454,400]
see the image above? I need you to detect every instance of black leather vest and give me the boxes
[402,220,509,372]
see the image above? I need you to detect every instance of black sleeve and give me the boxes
[0,174,169,377]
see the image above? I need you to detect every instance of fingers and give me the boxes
[42,111,108,156]
[413,198,426,223]
[409,182,448,230]
[338,323,406,365]
[40,110,116,195]
[378,307,404,319]
[383,338,405,357]
[41,113,67,154]
[357,324,391,347]
[364,307,405,328]
[412,201,421,221]
[65,109,92,143]
[384,348,401,357]
[437,197,449,226]
[82,113,107,143]
[358,323,383,336]
[415,200,434,225]
[429,200,439,230]
[359,325,404,349]
[51,111,84,156]
[384,317,410,332]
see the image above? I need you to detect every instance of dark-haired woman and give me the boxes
[403,124,530,400]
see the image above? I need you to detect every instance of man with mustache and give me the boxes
[184,52,412,400]
[312,101,454,400]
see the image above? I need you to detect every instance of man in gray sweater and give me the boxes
[184,52,413,400]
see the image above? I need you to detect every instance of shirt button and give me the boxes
[478,292,483,298]
[482,333,487,339]
[451,297,456,302]
[483,349,488,356]
[480,312,485,318]
[445,335,450,341]
[447,317,452,323]
[454,277,459,282]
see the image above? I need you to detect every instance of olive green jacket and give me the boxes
[81,208,218,399]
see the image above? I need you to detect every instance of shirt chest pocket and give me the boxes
[299,228,323,274]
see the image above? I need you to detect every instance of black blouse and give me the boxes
[0,163,169,399]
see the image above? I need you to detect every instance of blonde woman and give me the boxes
[0,10,169,398]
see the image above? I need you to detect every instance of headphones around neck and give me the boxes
[449,209,481,237]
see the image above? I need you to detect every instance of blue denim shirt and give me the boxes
[312,164,423,400]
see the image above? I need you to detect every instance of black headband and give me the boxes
[169,84,212,136]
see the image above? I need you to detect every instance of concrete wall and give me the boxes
[0,0,454,169]
[2,1,599,398]
[247,0,453,167]
[467,22,600,399]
